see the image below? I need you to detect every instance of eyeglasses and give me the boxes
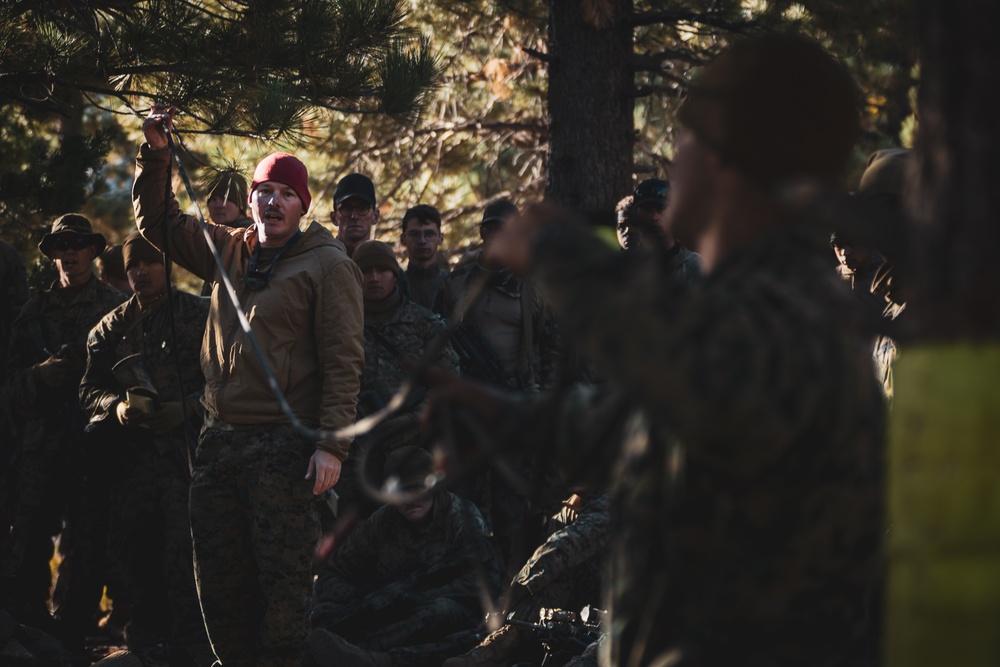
[51,237,94,252]
[404,230,440,241]
[337,204,373,217]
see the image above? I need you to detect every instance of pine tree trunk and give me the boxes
[545,0,634,213]
[909,0,1000,338]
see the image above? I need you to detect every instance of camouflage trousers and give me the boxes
[190,423,321,667]
[109,437,211,664]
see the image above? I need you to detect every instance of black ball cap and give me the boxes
[334,173,376,207]
[480,198,519,225]
[633,178,670,207]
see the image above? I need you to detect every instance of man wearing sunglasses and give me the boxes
[400,205,449,310]
[331,173,379,258]
[2,214,126,651]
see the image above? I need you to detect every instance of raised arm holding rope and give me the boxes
[134,105,365,667]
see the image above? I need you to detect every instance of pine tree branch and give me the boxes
[520,46,555,64]
[631,48,710,70]
[626,9,757,33]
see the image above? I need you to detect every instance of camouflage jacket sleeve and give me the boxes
[444,495,502,601]
[133,144,244,281]
[326,507,383,594]
[495,383,632,488]
[530,222,844,469]
[5,295,48,413]
[79,302,130,425]
[532,285,560,390]
[514,492,611,594]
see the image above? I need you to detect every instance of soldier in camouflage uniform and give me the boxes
[620,179,702,284]
[857,148,912,401]
[79,232,212,665]
[400,205,450,310]
[311,447,500,667]
[1,214,126,646]
[445,491,610,667]
[333,240,458,518]
[434,200,561,583]
[433,36,884,667]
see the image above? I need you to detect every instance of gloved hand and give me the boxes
[34,356,81,388]
[142,401,187,433]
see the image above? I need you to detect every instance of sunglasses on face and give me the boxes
[404,230,440,241]
[51,236,94,252]
[337,204,373,217]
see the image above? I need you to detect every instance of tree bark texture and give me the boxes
[545,0,634,213]
[909,0,1000,338]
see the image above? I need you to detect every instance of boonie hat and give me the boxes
[38,213,107,258]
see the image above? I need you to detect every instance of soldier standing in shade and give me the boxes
[80,231,212,666]
[434,199,561,583]
[0,239,29,573]
[432,35,884,667]
[1,214,126,648]
[400,205,449,310]
[334,240,457,518]
[332,173,380,258]
[135,106,364,667]
[620,179,702,284]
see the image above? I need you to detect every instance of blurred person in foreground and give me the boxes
[426,34,884,667]
[135,105,364,667]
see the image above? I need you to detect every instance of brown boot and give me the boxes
[309,629,391,667]
[442,625,522,667]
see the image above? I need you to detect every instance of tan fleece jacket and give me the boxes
[133,144,364,459]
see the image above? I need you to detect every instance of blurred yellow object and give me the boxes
[887,344,1000,667]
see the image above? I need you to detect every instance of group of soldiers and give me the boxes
[0,32,909,667]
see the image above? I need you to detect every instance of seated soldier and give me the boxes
[311,447,500,667]
[333,241,458,518]
[444,490,610,667]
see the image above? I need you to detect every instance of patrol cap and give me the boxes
[39,213,107,258]
[352,240,400,275]
[334,173,377,207]
[383,446,436,492]
[678,34,859,189]
[480,198,519,226]
[859,148,911,200]
[633,179,670,207]
[122,231,163,270]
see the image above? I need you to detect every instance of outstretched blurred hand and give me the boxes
[482,203,564,277]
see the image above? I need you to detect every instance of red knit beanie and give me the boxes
[249,153,312,213]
